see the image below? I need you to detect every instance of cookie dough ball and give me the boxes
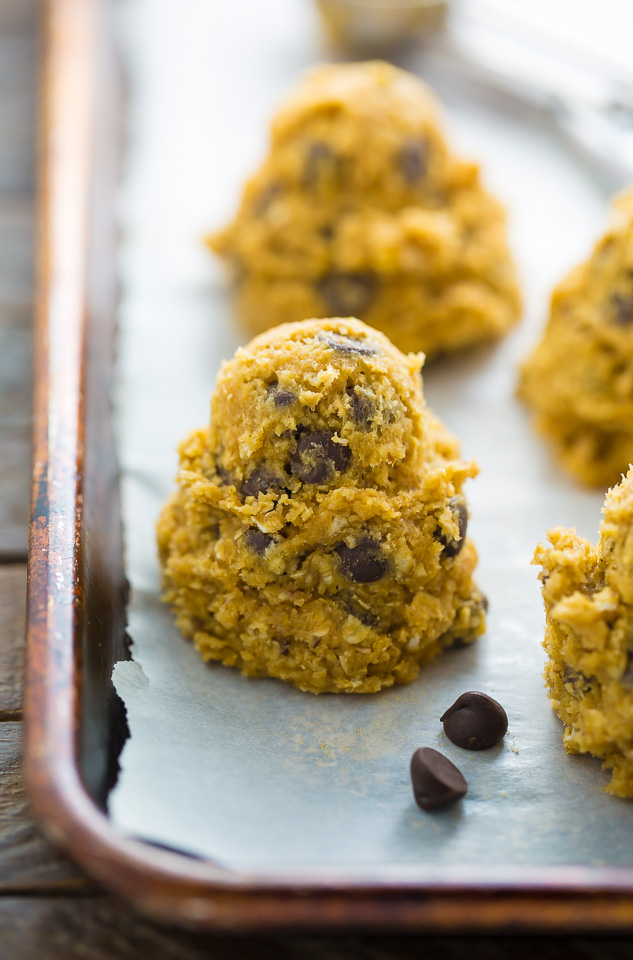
[207,61,520,358]
[210,317,429,496]
[158,318,486,694]
[535,468,633,796]
[519,191,633,488]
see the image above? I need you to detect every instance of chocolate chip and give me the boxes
[253,181,281,214]
[398,138,429,183]
[341,597,379,628]
[303,142,341,188]
[446,636,471,650]
[436,497,468,558]
[290,431,351,484]
[441,692,507,750]
[243,528,274,556]
[611,293,633,326]
[410,747,467,811]
[336,536,387,583]
[346,387,374,428]
[278,639,290,657]
[322,333,377,356]
[563,666,594,696]
[240,466,284,498]
[621,661,633,686]
[215,465,232,486]
[317,272,377,318]
[270,388,296,407]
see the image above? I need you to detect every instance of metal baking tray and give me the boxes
[25,0,633,932]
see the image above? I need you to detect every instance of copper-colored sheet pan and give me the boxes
[25,0,633,932]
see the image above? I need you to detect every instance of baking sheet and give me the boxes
[110,0,633,873]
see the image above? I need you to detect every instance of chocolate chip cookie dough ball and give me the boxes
[207,61,520,358]
[519,191,633,488]
[534,468,633,797]
[158,318,486,694]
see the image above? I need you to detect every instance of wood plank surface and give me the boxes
[0,565,26,717]
[0,721,89,891]
[0,201,34,306]
[0,0,35,562]
[0,34,37,195]
[0,898,632,960]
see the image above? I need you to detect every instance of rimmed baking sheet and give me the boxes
[110,0,633,874]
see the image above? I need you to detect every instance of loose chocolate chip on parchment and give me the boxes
[436,497,468,558]
[441,692,507,750]
[398,138,429,183]
[290,431,351,484]
[611,292,633,326]
[336,536,387,583]
[410,747,467,811]
[346,386,374,427]
[243,528,274,556]
[322,333,377,356]
[240,465,285,498]
[303,141,342,188]
[317,272,377,318]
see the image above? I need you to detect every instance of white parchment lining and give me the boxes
[110,0,633,873]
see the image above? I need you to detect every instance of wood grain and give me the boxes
[0,441,31,560]
[0,0,38,34]
[0,722,88,891]
[0,898,631,960]
[0,33,37,195]
[0,0,36,560]
[0,305,32,440]
[0,201,34,306]
[0,565,26,717]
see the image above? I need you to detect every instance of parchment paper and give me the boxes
[110,0,633,873]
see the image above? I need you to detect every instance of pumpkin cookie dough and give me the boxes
[519,191,633,488]
[158,317,486,694]
[535,467,633,797]
[207,61,520,358]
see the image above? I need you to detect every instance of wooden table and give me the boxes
[1,0,633,954]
